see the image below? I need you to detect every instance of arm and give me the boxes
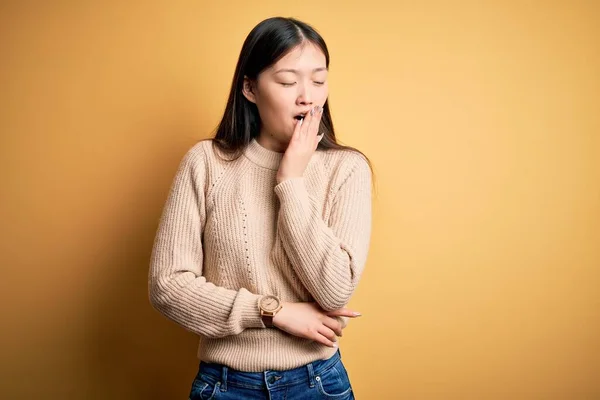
[148,145,265,338]
[274,154,372,311]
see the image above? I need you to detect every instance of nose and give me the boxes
[296,83,313,107]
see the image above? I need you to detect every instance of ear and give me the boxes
[242,76,257,104]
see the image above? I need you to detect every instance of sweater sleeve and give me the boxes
[148,144,266,338]
[274,154,372,311]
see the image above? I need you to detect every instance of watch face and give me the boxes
[260,295,280,312]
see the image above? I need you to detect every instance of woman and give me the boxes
[149,16,373,400]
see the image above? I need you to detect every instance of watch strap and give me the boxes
[261,313,275,328]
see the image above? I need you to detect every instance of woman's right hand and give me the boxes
[272,302,361,348]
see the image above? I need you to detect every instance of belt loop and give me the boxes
[306,362,316,388]
[221,365,228,392]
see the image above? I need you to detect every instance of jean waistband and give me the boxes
[197,349,342,390]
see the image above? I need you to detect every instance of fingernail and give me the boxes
[332,342,338,348]
[319,106,324,114]
[353,312,362,317]
[310,107,315,116]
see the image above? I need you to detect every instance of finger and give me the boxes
[313,334,338,348]
[291,114,304,142]
[316,326,338,347]
[325,308,362,318]
[318,324,338,342]
[314,109,325,147]
[310,328,336,348]
[315,130,324,148]
[301,105,317,141]
[321,316,343,337]
[307,105,322,140]
[299,106,315,140]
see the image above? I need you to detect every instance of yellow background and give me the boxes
[1,1,598,399]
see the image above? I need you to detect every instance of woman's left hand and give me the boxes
[276,105,324,184]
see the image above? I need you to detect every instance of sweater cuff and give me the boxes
[239,291,267,329]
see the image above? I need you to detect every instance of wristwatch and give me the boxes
[259,295,283,328]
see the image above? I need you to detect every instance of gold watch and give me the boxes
[259,295,283,328]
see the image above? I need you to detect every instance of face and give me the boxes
[243,42,329,152]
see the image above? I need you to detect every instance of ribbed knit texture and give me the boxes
[148,137,372,372]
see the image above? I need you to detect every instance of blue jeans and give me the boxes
[188,349,355,399]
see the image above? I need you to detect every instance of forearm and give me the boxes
[275,193,359,310]
[149,268,265,338]
[149,144,266,338]
[274,158,372,311]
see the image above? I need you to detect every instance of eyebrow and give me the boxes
[274,67,328,74]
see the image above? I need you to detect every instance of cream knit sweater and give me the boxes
[149,137,372,372]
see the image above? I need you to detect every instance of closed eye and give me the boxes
[280,82,325,87]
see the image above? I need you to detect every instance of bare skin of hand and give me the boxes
[272,302,361,348]
[276,105,324,185]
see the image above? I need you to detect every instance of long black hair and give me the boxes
[210,16,373,176]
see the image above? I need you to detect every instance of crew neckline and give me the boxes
[243,138,284,170]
